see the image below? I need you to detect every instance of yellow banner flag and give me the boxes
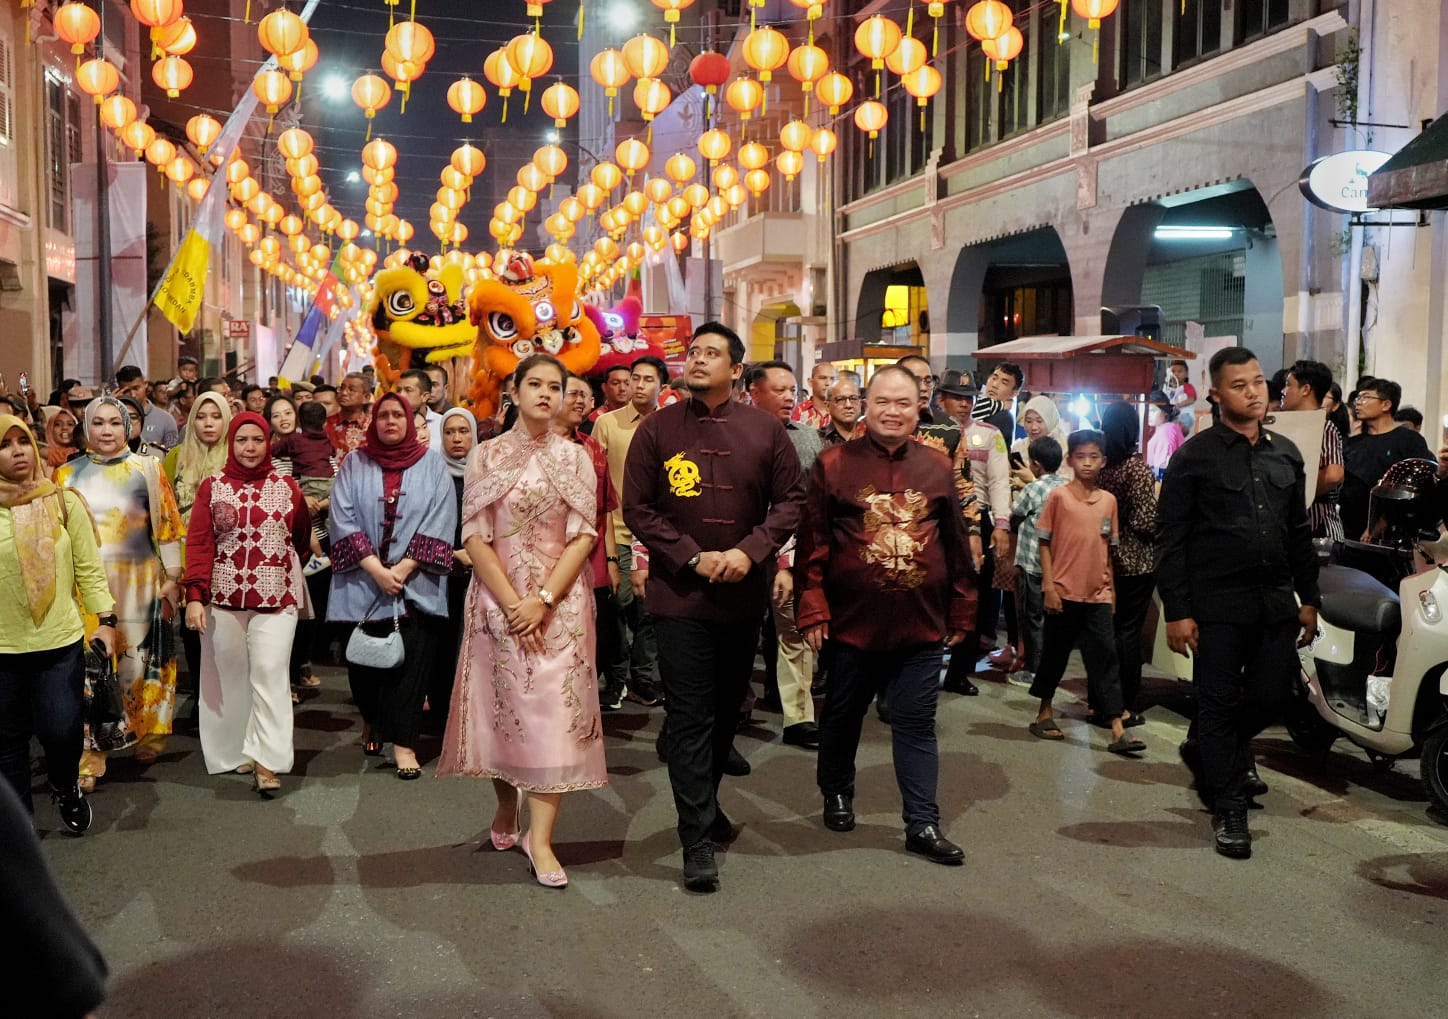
[153,228,210,334]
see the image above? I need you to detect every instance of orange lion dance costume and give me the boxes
[466,251,601,419]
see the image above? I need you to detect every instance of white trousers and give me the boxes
[198,606,297,775]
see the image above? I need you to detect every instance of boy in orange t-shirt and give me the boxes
[1028,430,1145,754]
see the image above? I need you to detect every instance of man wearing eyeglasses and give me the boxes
[1341,378,1434,540]
[819,377,862,446]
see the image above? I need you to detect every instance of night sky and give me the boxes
[304,0,583,249]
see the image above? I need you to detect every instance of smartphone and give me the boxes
[1009,451,1025,470]
[17,371,28,395]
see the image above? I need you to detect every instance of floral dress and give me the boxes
[56,451,184,754]
[438,428,605,793]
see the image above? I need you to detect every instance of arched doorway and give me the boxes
[750,300,802,363]
[945,227,1073,359]
[1103,180,1285,370]
[854,262,930,348]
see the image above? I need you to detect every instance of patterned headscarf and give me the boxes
[81,396,133,462]
[0,415,62,624]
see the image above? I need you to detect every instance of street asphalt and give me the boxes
[32,658,1448,1018]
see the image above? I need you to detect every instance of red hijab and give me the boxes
[223,412,275,483]
[362,392,427,471]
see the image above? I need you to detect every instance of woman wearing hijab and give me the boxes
[438,355,603,889]
[56,397,184,789]
[0,415,116,832]
[433,406,477,728]
[43,406,81,477]
[164,391,233,687]
[184,414,310,793]
[327,392,456,780]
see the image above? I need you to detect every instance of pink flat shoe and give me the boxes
[489,829,520,851]
[520,831,568,888]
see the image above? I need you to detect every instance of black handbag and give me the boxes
[84,644,135,752]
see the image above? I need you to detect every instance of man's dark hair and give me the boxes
[361,364,375,373]
[1028,436,1063,473]
[604,364,632,379]
[1067,428,1107,456]
[631,355,669,384]
[1364,378,1402,416]
[425,363,449,384]
[1395,405,1423,429]
[1208,346,1259,386]
[240,384,264,402]
[199,376,228,394]
[1267,368,1288,406]
[400,368,433,392]
[692,321,745,365]
[114,364,144,386]
[1169,359,1188,370]
[992,361,1025,392]
[1098,402,1140,465]
[298,400,328,431]
[744,360,794,390]
[312,383,337,397]
[896,353,931,373]
[1286,359,1332,403]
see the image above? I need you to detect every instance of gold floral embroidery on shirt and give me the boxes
[859,485,929,590]
[665,451,702,498]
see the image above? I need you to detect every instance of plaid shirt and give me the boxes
[1012,472,1069,575]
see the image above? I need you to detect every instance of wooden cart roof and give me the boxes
[971,335,1197,359]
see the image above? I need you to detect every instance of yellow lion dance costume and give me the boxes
[368,252,478,391]
[466,251,600,419]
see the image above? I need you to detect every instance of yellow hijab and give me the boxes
[173,391,233,518]
[0,415,62,624]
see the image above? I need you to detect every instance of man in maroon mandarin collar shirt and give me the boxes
[623,322,805,893]
[796,365,976,866]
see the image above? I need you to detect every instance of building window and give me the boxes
[960,3,1071,154]
[46,71,69,231]
[1119,0,1165,89]
[1238,0,1291,41]
[1174,0,1223,66]
[0,29,17,210]
[1037,15,1071,123]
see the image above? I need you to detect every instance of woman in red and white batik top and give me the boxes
[183,412,311,793]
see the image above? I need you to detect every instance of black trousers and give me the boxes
[655,616,758,848]
[1029,600,1124,720]
[817,642,944,834]
[346,613,448,749]
[594,585,622,699]
[1112,572,1157,713]
[1193,619,1299,812]
[0,642,85,811]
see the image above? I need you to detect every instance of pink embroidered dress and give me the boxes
[438,428,606,793]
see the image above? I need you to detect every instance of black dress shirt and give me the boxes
[1156,422,1320,625]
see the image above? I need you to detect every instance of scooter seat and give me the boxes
[1317,564,1400,634]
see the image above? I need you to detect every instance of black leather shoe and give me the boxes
[876,702,892,725]
[941,675,979,696]
[1212,809,1252,859]
[905,824,964,865]
[1244,763,1269,798]
[822,793,855,832]
[682,840,719,892]
[722,745,751,776]
[782,722,820,750]
[52,785,92,836]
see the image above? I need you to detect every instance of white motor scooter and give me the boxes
[1290,460,1448,816]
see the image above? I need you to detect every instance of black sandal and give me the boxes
[363,740,383,757]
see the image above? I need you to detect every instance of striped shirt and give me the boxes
[1309,419,1344,542]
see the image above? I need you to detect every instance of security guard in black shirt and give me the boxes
[1156,346,1321,860]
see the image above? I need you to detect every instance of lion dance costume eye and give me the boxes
[368,251,477,393]
[466,251,601,419]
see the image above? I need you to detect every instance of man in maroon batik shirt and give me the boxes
[797,365,976,867]
[624,322,804,894]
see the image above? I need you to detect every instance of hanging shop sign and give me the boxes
[1299,150,1392,213]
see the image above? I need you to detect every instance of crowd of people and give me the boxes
[2,330,1445,894]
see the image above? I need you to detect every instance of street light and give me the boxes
[323,74,348,101]
[608,2,639,31]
